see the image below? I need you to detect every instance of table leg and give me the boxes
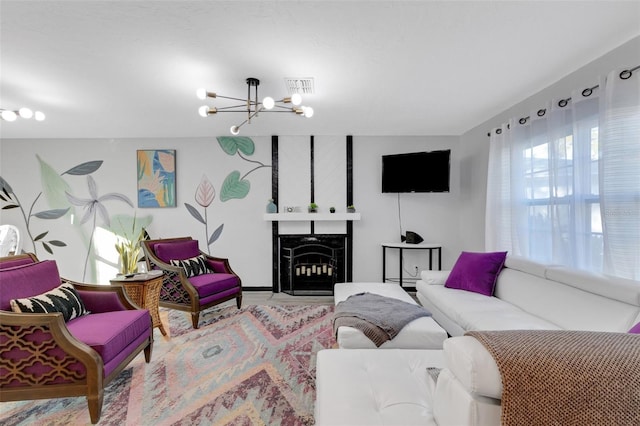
[382,246,386,282]
[399,248,403,287]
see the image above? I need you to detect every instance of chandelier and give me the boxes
[197,77,313,135]
[0,107,45,122]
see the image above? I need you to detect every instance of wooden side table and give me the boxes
[110,270,167,336]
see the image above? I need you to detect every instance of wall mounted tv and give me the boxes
[382,150,450,193]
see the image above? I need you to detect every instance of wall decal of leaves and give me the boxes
[67,175,133,280]
[216,136,270,202]
[184,174,224,254]
[0,158,101,256]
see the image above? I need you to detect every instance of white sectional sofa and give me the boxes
[416,255,640,336]
[315,256,640,426]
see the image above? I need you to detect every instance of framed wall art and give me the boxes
[137,149,176,208]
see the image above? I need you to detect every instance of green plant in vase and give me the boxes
[308,202,318,213]
[110,214,152,275]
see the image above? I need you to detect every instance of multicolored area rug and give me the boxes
[0,304,336,425]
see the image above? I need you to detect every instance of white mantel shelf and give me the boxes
[263,212,361,222]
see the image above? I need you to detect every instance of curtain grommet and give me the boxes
[537,109,546,117]
[620,69,632,80]
[582,88,593,97]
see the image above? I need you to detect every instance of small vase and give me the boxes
[266,199,277,214]
[330,207,336,213]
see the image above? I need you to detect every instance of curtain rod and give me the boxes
[487,65,640,137]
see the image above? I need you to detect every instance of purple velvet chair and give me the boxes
[0,253,153,424]
[141,237,242,329]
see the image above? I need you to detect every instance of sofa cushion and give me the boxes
[170,254,212,277]
[154,240,199,263]
[417,282,561,334]
[10,282,89,322]
[445,251,507,296]
[66,309,151,365]
[630,322,640,334]
[0,260,62,311]
[188,273,239,297]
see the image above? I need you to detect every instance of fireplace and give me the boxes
[279,234,346,295]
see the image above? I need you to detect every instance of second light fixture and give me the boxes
[197,77,313,135]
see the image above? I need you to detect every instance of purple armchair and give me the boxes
[0,253,153,424]
[141,237,242,329]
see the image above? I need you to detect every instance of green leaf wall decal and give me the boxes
[37,155,73,210]
[220,171,250,201]
[216,136,255,156]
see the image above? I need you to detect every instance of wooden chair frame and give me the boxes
[0,253,153,423]
[141,237,242,329]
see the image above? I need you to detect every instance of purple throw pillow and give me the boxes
[445,251,508,296]
[154,240,200,263]
[629,322,640,334]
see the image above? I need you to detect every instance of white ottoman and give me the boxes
[315,348,445,426]
[334,282,448,349]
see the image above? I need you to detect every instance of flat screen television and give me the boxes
[382,150,450,193]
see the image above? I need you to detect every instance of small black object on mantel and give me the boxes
[401,231,424,244]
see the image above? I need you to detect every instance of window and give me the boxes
[486,68,639,280]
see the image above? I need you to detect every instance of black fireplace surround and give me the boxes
[279,234,346,295]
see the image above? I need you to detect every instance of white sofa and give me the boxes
[315,257,640,425]
[416,255,640,336]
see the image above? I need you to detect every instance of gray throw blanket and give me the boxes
[333,292,431,347]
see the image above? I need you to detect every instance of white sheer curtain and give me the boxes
[600,69,640,280]
[486,68,639,280]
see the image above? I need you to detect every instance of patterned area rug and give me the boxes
[0,304,336,425]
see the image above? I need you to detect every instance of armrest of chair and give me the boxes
[65,280,139,313]
[0,310,102,388]
[202,252,238,275]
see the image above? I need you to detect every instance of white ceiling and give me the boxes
[1,1,639,139]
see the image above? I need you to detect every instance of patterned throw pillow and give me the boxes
[10,282,90,322]
[170,255,213,278]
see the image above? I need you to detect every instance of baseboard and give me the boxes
[242,286,273,292]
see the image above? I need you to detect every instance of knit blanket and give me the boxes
[466,330,640,426]
[333,292,431,347]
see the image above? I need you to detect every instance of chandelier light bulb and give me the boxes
[34,111,46,121]
[18,107,33,119]
[1,110,17,121]
[198,105,210,117]
[303,106,314,118]
[262,96,275,110]
[196,88,208,100]
[230,125,240,135]
[290,93,302,106]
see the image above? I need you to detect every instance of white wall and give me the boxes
[0,137,273,286]
[352,135,461,282]
[0,133,462,287]
[458,36,640,252]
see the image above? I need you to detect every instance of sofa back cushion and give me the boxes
[0,260,62,311]
[496,264,640,332]
[154,240,200,263]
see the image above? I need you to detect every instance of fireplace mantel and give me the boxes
[264,213,361,222]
